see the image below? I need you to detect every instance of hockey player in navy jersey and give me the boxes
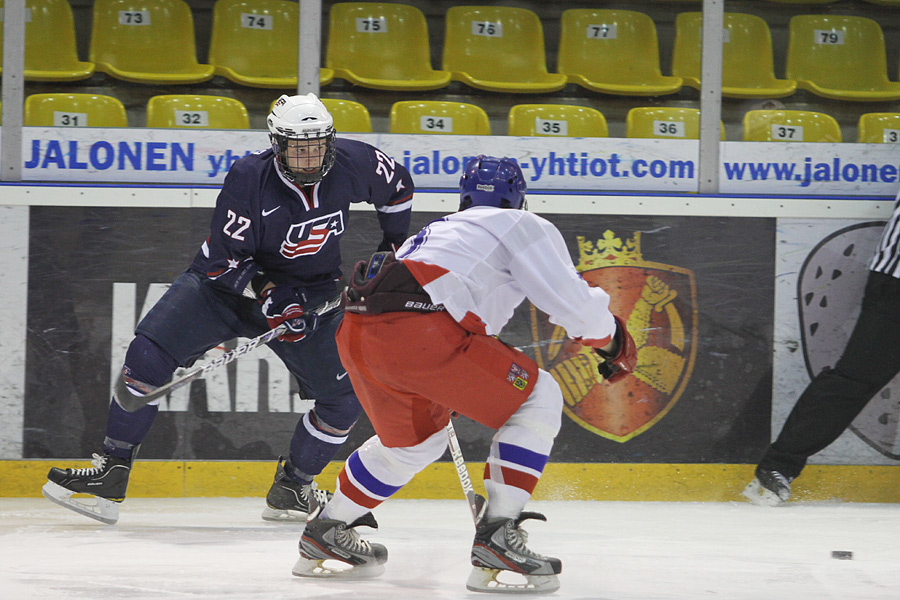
[291,156,637,593]
[42,94,414,525]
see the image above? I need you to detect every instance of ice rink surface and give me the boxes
[1,497,897,600]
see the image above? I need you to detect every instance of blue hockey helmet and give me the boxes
[458,155,527,211]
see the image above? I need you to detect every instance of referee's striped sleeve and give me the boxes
[869,197,900,278]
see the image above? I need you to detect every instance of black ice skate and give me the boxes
[42,450,136,525]
[292,515,387,579]
[742,467,793,507]
[468,511,562,594]
[261,456,331,522]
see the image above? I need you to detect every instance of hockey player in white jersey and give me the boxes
[292,155,637,593]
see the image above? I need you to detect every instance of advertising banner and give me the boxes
[12,127,900,196]
[23,207,774,463]
[773,218,900,465]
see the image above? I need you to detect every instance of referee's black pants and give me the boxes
[759,271,900,479]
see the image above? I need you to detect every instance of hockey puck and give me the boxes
[831,550,853,560]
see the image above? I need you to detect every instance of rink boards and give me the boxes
[3,459,899,502]
[0,186,898,501]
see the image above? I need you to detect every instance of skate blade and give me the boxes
[291,556,385,579]
[41,481,120,525]
[261,506,308,523]
[741,479,785,507]
[466,567,560,594]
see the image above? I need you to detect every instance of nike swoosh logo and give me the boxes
[336,372,349,380]
[262,206,281,217]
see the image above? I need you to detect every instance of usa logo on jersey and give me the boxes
[281,210,345,258]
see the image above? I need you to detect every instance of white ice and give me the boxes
[1,498,897,599]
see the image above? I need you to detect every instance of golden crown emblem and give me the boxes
[577,230,642,270]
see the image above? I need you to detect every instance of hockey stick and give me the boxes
[446,418,487,525]
[114,295,342,412]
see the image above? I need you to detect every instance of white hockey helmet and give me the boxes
[267,93,336,184]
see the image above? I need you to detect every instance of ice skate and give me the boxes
[261,456,331,522]
[742,468,793,507]
[292,514,387,579]
[42,451,134,525]
[467,511,562,594]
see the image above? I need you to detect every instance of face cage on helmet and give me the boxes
[270,130,337,185]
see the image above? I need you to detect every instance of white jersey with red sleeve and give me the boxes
[397,206,617,344]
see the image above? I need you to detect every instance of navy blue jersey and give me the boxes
[189,138,413,294]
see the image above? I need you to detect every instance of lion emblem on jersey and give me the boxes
[530,230,698,442]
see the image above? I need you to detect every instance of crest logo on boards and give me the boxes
[531,230,698,442]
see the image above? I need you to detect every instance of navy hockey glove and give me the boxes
[595,315,637,383]
[259,286,313,342]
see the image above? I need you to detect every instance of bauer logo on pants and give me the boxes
[531,230,698,442]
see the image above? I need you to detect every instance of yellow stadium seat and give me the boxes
[742,110,842,142]
[90,0,214,84]
[146,95,250,129]
[857,113,900,143]
[209,0,333,88]
[322,99,372,133]
[557,9,681,96]
[0,0,94,81]
[786,15,900,102]
[626,107,725,140]
[24,94,128,127]
[672,12,796,99]
[389,101,490,135]
[326,3,450,91]
[442,6,567,93]
[508,104,608,137]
